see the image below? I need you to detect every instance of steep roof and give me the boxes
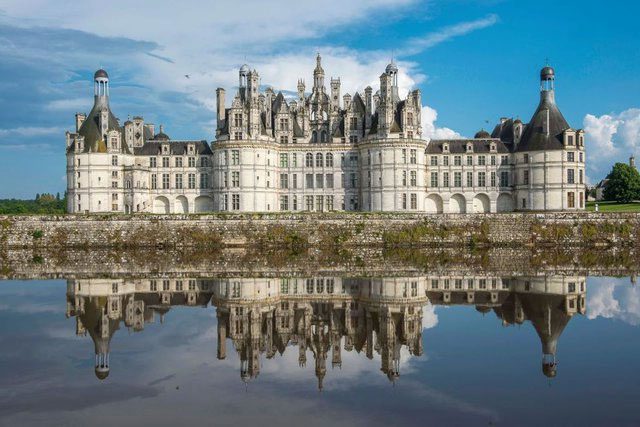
[74,101,128,153]
[134,140,212,156]
[516,91,570,152]
[426,139,509,154]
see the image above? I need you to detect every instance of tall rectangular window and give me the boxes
[175,157,183,167]
[231,150,240,165]
[292,174,298,189]
[280,173,288,189]
[326,174,334,188]
[410,171,417,186]
[280,153,288,168]
[410,149,417,164]
[478,172,486,187]
[523,170,529,185]
[234,113,242,127]
[567,169,575,184]
[350,117,358,130]
[500,171,509,187]
[466,156,473,166]
[491,171,496,187]
[410,193,417,209]
[402,171,407,186]
[151,174,157,189]
[402,193,407,210]
[162,157,169,167]
[454,172,462,187]
[430,156,438,166]
[162,173,170,189]
[112,155,118,166]
[568,192,575,208]
[478,155,486,166]
[466,172,473,187]
[280,195,289,211]
[199,173,209,189]
[232,194,240,210]
[316,173,324,189]
[188,157,196,167]
[442,172,449,187]
[231,171,239,187]
[175,174,183,189]
[306,174,314,189]
[430,172,438,187]
[150,157,157,168]
[454,155,461,166]
[402,149,407,164]
[188,173,196,189]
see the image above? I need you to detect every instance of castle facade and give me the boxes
[66,55,586,214]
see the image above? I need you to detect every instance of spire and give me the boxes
[313,53,325,90]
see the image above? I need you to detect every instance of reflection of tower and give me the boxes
[217,310,227,360]
[82,298,120,381]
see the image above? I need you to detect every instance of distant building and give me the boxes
[595,155,636,201]
[66,57,586,213]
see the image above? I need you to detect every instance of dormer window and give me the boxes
[188,144,194,153]
[443,143,449,153]
[162,145,169,154]
[466,143,473,153]
[490,143,496,152]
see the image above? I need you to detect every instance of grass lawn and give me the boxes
[586,201,640,212]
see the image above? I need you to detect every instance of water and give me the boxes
[0,254,639,426]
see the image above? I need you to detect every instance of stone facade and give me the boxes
[66,58,586,214]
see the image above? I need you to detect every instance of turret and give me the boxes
[313,53,325,92]
[297,79,306,101]
[330,78,341,111]
[94,69,109,106]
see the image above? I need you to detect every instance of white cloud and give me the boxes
[584,108,640,180]
[421,104,462,139]
[422,302,439,330]
[587,278,640,326]
[403,14,499,55]
[0,126,63,137]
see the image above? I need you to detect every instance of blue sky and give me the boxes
[0,0,638,198]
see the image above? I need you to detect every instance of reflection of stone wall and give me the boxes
[1,247,638,280]
[1,212,639,250]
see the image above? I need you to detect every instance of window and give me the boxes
[162,157,169,167]
[579,169,583,184]
[199,173,209,189]
[162,173,170,189]
[112,155,118,166]
[306,173,314,189]
[231,150,240,165]
[430,172,438,187]
[442,172,449,187]
[280,117,289,131]
[111,181,117,188]
[292,174,298,189]
[410,171,417,186]
[232,194,240,210]
[350,173,357,188]
[150,157,157,168]
[188,173,196,189]
[200,157,209,167]
[579,152,583,163]
[568,135,574,146]
[402,149,407,164]
[523,170,529,185]
[280,173,288,189]
[326,174,334,188]
[501,155,508,165]
[430,156,438,166]
[234,113,243,127]
[478,156,486,166]
[221,194,228,211]
[280,195,289,211]
[410,193,417,209]
[188,157,196,167]
[466,172,473,187]
[478,172,486,187]
[350,117,358,130]
[280,153,288,168]
[305,195,314,211]
[490,155,496,166]
[407,112,414,126]
[326,195,334,211]
[466,156,473,166]
[402,171,407,186]
[567,152,575,162]
[151,174,157,189]
[410,149,417,164]
[454,155,461,166]
[567,169,575,184]
[402,193,407,210]
[306,153,313,167]
[491,171,496,187]
[316,153,323,167]
[292,195,298,210]
[315,174,323,189]
[232,171,239,187]
[326,153,333,167]
[349,135,358,144]
[568,191,575,208]
[175,157,183,167]
[175,174,183,189]
[443,156,449,166]
[291,153,298,167]
[234,132,243,140]
[523,153,529,163]
[454,172,462,187]
[280,136,288,144]
[500,171,509,187]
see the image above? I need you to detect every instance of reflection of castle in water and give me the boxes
[66,275,586,386]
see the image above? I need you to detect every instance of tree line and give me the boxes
[0,193,67,214]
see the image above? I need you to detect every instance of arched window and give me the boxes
[316,153,323,167]
[311,131,318,143]
[325,153,333,167]
[320,130,327,143]
[305,153,313,167]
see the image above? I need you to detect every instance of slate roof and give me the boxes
[69,100,131,154]
[516,92,570,152]
[426,139,509,154]
[134,140,213,156]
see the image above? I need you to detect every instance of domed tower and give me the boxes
[313,53,325,92]
[385,60,399,102]
[514,65,586,211]
[94,69,110,105]
[239,63,249,99]
[80,298,120,381]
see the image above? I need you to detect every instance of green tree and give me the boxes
[603,162,640,203]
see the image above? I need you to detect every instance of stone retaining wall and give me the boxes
[0,212,639,249]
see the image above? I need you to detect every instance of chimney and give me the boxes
[75,113,86,132]
[631,156,636,169]
[216,88,226,125]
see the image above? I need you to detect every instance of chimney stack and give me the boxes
[216,88,226,126]
[630,155,636,169]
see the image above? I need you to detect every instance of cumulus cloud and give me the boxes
[584,108,640,180]
[421,105,463,139]
[587,278,640,326]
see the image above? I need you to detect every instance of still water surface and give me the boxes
[0,273,639,426]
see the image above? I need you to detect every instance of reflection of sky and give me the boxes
[587,276,640,325]
[0,279,639,426]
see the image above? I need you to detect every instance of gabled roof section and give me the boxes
[75,102,128,154]
[426,139,509,154]
[133,140,212,156]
